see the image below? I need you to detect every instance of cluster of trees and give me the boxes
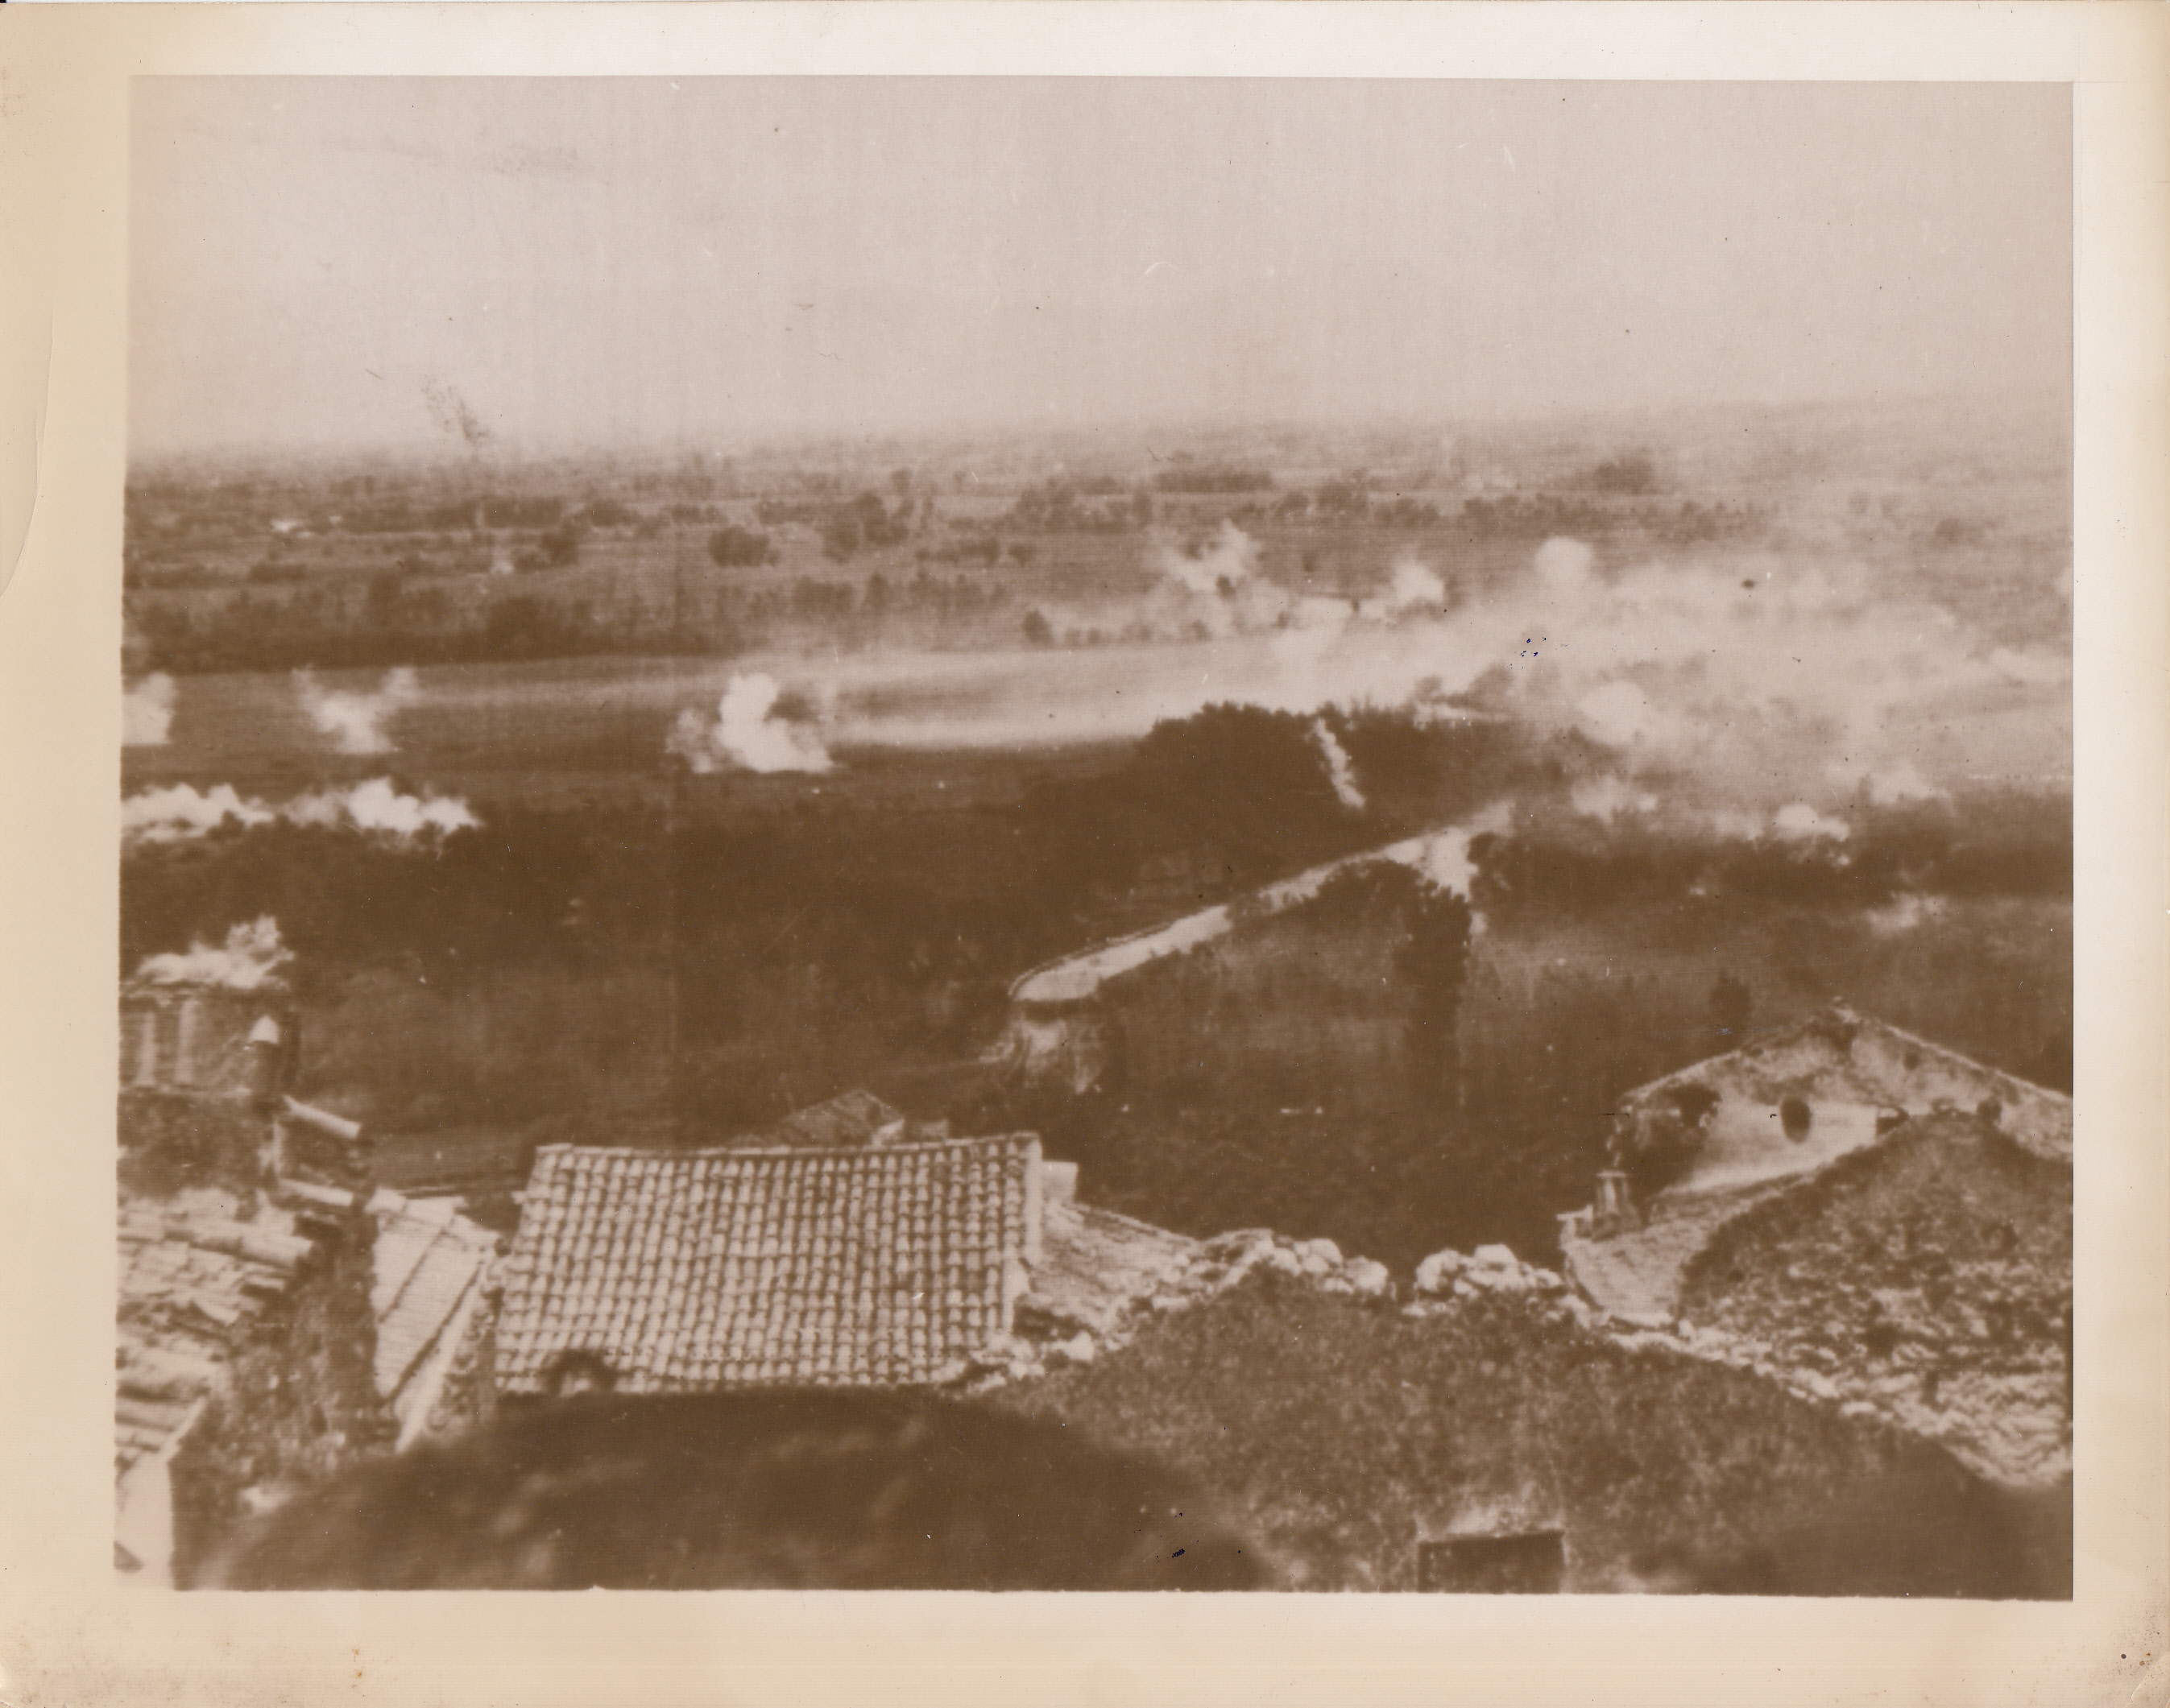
[1457,491,1619,540]
[1004,482,1154,533]
[706,525,774,569]
[1010,704,1531,937]
[722,569,1010,628]
[128,546,1026,673]
[1467,792,2073,920]
[818,492,912,560]
[126,581,742,673]
[748,490,914,560]
[123,687,2071,1265]
[1584,453,1661,495]
[1153,464,1275,494]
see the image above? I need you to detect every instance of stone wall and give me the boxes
[167,1201,392,1585]
[119,1090,270,1199]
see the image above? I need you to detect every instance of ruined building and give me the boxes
[116,924,500,1584]
[1555,1006,2073,1491]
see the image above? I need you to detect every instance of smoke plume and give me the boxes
[1866,894,1951,937]
[135,916,292,990]
[1359,554,1448,622]
[669,672,833,775]
[123,674,177,746]
[718,525,2064,839]
[1570,775,1659,825]
[1144,523,1293,641]
[122,779,479,849]
[295,667,420,755]
[1311,719,1366,810]
[1770,802,1851,843]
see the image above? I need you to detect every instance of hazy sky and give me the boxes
[130,78,2070,458]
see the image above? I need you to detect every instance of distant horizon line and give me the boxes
[127,381,2072,478]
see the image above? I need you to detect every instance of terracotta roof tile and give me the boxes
[115,1188,317,1474]
[496,1135,1039,1393]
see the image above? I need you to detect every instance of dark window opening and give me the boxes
[1416,1530,1566,1594]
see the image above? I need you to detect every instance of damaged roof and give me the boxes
[1625,1005,2070,1168]
[283,1179,499,1444]
[115,1188,340,1475]
[1023,1198,1202,1338]
[495,1135,1042,1394]
[1565,1007,2071,1321]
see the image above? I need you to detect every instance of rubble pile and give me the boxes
[955,1226,1398,1394]
[1398,1236,2058,1486]
[1404,1243,1593,1328]
[964,1206,2061,1493]
[1670,1117,2073,1487]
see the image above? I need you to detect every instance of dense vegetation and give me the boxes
[123,698,2070,1265]
[121,708,1528,1136]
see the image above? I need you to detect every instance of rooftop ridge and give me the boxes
[531,1131,1040,1165]
[1629,1003,2071,1108]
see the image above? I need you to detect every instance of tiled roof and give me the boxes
[496,1135,1042,1394]
[115,1188,328,1474]
[365,1189,498,1400]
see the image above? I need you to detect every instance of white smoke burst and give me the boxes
[123,674,177,746]
[724,527,2062,833]
[135,916,292,990]
[1143,522,1292,641]
[295,667,420,755]
[1866,893,1952,937]
[1770,802,1852,843]
[1385,803,1511,903]
[1310,719,1366,810]
[284,777,482,839]
[1534,536,1595,595]
[669,672,832,775]
[1358,554,1447,622]
[1570,775,1659,825]
[122,779,478,849]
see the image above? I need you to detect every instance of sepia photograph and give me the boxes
[107,72,2086,1599]
[3,0,2167,1697]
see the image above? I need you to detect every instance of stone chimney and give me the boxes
[120,981,296,1106]
[1592,1169,1638,1237]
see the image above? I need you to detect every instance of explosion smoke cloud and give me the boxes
[135,916,292,990]
[1310,719,1366,810]
[1771,802,1852,843]
[295,666,420,755]
[122,779,479,849]
[123,675,177,746]
[1359,555,1447,622]
[710,526,2063,834]
[669,672,833,775]
[1570,775,1659,825]
[1144,523,1290,641]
